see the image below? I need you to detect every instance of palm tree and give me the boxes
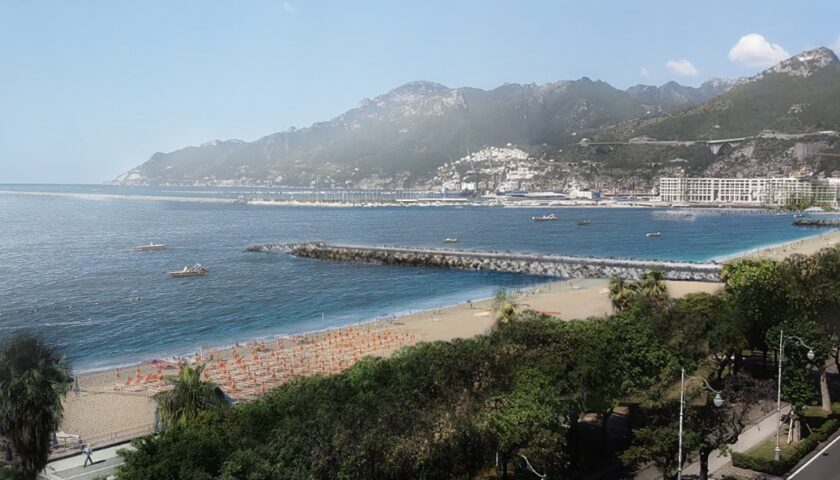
[0,334,73,480]
[492,289,518,325]
[637,270,668,306]
[608,276,635,312]
[155,363,228,428]
[609,271,668,312]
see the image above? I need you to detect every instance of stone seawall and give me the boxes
[271,242,722,282]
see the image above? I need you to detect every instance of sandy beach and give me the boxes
[58,228,840,450]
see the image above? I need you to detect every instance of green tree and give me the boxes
[155,364,228,428]
[668,293,746,379]
[118,416,227,480]
[478,367,568,479]
[767,320,831,441]
[684,374,774,480]
[621,404,685,480]
[608,275,635,312]
[791,247,840,413]
[492,289,518,325]
[722,259,790,373]
[608,271,669,313]
[0,334,73,480]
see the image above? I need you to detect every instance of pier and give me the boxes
[255,242,724,282]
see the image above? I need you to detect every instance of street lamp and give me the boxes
[516,453,547,479]
[774,329,816,462]
[677,368,724,480]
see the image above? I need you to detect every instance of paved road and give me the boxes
[40,444,133,480]
[788,431,840,479]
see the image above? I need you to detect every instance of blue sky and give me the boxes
[1,0,839,183]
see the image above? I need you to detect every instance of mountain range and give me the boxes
[116,47,840,189]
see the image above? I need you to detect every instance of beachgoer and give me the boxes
[74,378,80,397]
[83,444,94,467]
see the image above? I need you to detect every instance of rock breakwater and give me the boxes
[258,242,723,282]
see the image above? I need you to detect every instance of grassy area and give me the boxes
[741,403,840,464]
[748,434,798,461]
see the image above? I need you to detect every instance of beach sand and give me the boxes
[58,229,839,446]
[730,229,840,261]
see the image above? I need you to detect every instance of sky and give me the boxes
[1,0,839,183]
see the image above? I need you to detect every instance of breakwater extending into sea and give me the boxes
[2,186,827,370]
[252,242,723,282]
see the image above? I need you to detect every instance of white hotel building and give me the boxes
[659,177,840,207]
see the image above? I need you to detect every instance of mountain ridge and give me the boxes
[116,47,840,189]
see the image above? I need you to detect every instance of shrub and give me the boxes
[732,418,840,475]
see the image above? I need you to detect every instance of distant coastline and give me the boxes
[4,187,834,210]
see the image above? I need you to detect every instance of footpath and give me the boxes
[636,404,790,479]
[40,443,134,480]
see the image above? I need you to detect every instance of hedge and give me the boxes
[732,418,840,475]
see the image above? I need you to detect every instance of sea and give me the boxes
[0,185,830,372]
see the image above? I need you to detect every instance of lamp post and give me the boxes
[677,368,724,480]
[517,453,547,479]
[774,329,816,462]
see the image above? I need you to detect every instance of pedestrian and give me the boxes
[83,444,94,468]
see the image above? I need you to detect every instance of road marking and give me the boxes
[788,431,840,479]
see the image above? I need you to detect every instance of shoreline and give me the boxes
[59,229,840,445]
[10,188,840,211]
[70,228,840,376]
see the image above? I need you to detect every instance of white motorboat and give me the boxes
[136,242,166,251]
[168,264,208,278]
[532,213,558,222]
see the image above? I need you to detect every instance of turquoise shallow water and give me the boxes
[0,186,827,371]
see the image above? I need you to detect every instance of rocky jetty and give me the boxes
[792,219,840,227]
[245,243,291,253]
[268,242,723,282]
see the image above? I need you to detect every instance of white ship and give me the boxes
[168,264,208,278]
[136,242,166,251]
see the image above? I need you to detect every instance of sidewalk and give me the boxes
[40,443,134,480]
[681,404,790,477]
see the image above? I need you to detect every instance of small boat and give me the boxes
[136,242,166,251]
[577,219,592,225]
[645,231,662,237]
[532,213,558,222]
[443,238,460,244]
[168,264,208,278]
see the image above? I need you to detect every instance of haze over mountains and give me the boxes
[117,47,840,190]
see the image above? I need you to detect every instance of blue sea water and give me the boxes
[0,186,828,371]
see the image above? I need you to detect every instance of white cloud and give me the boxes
[639,67,650,78]
[281,1,297,14]
[665,59,698,76]
[728,33,789,67]
[833,34,840,52]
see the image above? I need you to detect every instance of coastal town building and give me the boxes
[659,176,840,207]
